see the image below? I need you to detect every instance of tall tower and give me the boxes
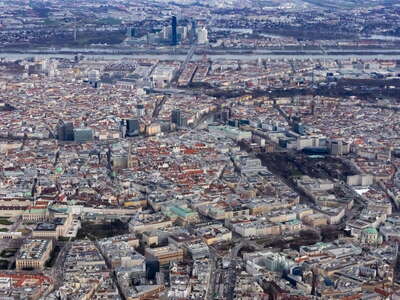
[120,120,127,138]
[136,104,145,117]
[73,18,77,42]
[127,143,133,168]
[126,119,140,137]
[191,19,197,44]
[197,27,208,44]
[171,109,182,127]
[311,100,316,116]
[171,16,177,46]
[311,268,319,296]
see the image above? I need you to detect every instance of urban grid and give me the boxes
[0,0,400,299]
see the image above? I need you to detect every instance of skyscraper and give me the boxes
[171,16,177,46]
[73,128,93,143]
[64,122,74,141]
[171,109,181,127]
[126,119,140,137]
[197,27,208,44]
[330,140,343,156]
[120,120,127,138]
[136,104,145,117]
[191,20,197,44]
[127,27,136,38]
[221,109,230,123]
[57,122,74,141]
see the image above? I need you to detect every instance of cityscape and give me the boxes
[0,0,400,299]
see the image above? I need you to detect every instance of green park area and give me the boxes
[0,260,8,269]
[0,248,18,258]
[77,220,128,240]
[0,218,13,226]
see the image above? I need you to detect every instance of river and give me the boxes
[2,49,400,61]
[367,34,400,41]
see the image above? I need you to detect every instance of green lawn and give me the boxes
[0,219,12,226]
[76,220,128,240]
[73,30,126,46]
[0,260,8,269]
[97,17,122,26]
[0,248,17,258]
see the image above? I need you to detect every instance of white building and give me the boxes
[88,69,100,83]
[197,27,208,44]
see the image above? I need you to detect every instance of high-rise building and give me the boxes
[180,116,188,127]
[126,119,140,137]
[293,121,305,135]
[57,122,74,141]
[88,69,100,84]
[57,123,65,141]
[197,27,208,44]
[221,109,230,122]
[73,128,93,143]
[190,20,197,44]
[136,104,145,117]
[171,16,178,46]
[127,27,136,38]
[64,122,74,141]
[146,123,161,136]
[171,109,182,127]
[120,120,127,138]
[330,140,343,156]
[178,26,188,41]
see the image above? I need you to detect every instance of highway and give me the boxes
[47,237,72,292]
[151,96,167,119]
[205,250,218,300]
[94,238,127,300]
[219,239,263,300]
[171,44,197,85]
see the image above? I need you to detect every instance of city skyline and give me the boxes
[0,0,399,299]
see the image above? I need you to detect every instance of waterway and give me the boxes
[2,49,400,61]
[367,34,400,41]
